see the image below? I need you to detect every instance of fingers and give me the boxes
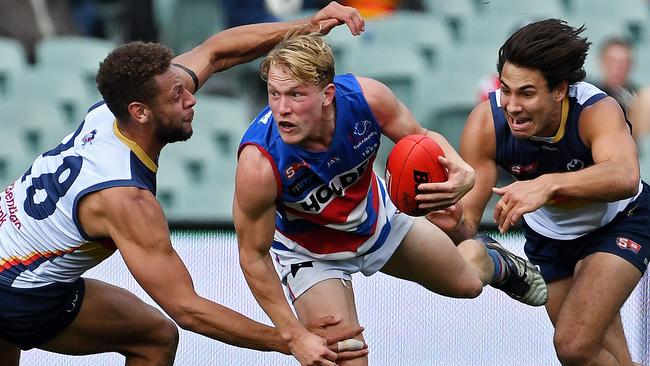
[324,325,364,344]
[336,348,369,361]
[314,1,365,36]
[311,315,341,330]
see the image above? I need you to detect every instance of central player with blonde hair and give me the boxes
[235,32,547,366]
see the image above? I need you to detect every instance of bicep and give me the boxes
[234,147,279,260]
[583,98,639,167]
[103,189,198,313]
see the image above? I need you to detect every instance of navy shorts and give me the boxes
[0,278,85,350]
[524,183,650,282]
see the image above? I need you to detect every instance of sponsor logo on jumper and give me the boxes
[81,129,97,147]
[285,161,310,179]
[566,158,584,171]
[287,158,371,212]
[353,131,378,150]
[0,191,6,228]
[617,237,641,254]
[0,184,21,230]
[354,120,371,136]
[509,162,537,175]
[288,172,318,196]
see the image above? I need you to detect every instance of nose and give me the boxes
[184,89,196,108]
[505,94,522,115]
[277,96,291,115]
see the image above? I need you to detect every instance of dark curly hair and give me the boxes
[96,42,174,120]
[497,19,591,90]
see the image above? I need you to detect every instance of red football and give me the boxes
[385,135,448,216]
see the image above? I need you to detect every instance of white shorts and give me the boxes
[271,209,414,302]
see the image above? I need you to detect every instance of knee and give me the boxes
[155,316,180,351]
[452,277,483,299]
[554,329,599,365]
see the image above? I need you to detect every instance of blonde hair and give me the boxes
[260,28,335,87]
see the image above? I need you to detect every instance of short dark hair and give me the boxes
[497,19,591,90]
[600,36,633,56]
[96,42,174,120]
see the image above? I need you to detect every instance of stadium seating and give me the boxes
[362,11,453,69]
[0,37,28,98]
[7,68,94,126]
[0,97,69,155]
[35,36,115,100]
[338,43,428,108]
[153,0,224,53]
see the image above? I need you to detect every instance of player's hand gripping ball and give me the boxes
[385,135,448,216]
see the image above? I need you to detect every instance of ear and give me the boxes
[127,102,151,125]
[322,83,336,107]
[553,81,569,102]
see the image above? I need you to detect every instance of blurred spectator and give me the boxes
[0,0,79,63]
[592,37,638,111]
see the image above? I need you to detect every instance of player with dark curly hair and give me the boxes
[0,3,367,365]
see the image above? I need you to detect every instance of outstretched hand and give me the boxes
[310,1,365,36]
[492,177,553,233]
[307,315,368,361]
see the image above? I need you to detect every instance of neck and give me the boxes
[115,119,163,164]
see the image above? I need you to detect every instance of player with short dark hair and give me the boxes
[430,19,649,365]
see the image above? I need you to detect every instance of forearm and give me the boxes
[240,252,305,343]
[175,297,288,353]
[202,19,314,73]
[546,161,639,202]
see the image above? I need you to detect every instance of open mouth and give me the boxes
[278,121,297,131]
[508,115,533,130]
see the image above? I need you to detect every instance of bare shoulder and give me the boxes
[78,186,164,240]
[355,76,392,106]
[236,145,278,211]
[579,96,629,142]
[461,100,496,156]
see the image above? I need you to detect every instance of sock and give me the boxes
[488,248,509,284]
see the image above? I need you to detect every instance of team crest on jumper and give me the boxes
[82,129,97,147]
[566,158,584,171]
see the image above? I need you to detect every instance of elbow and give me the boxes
[623,169,640,198]
[167,300,200,332]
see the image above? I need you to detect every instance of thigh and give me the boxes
[40,278,175,355]
[293,278,366,365]
[545,277,573,326]
[379,217,481,297]
[555,252,642,343]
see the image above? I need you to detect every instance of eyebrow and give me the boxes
[500,79,535,91]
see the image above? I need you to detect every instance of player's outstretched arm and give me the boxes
[77,186,288,353]
[172,1,364,93]
[235,145,339,365]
